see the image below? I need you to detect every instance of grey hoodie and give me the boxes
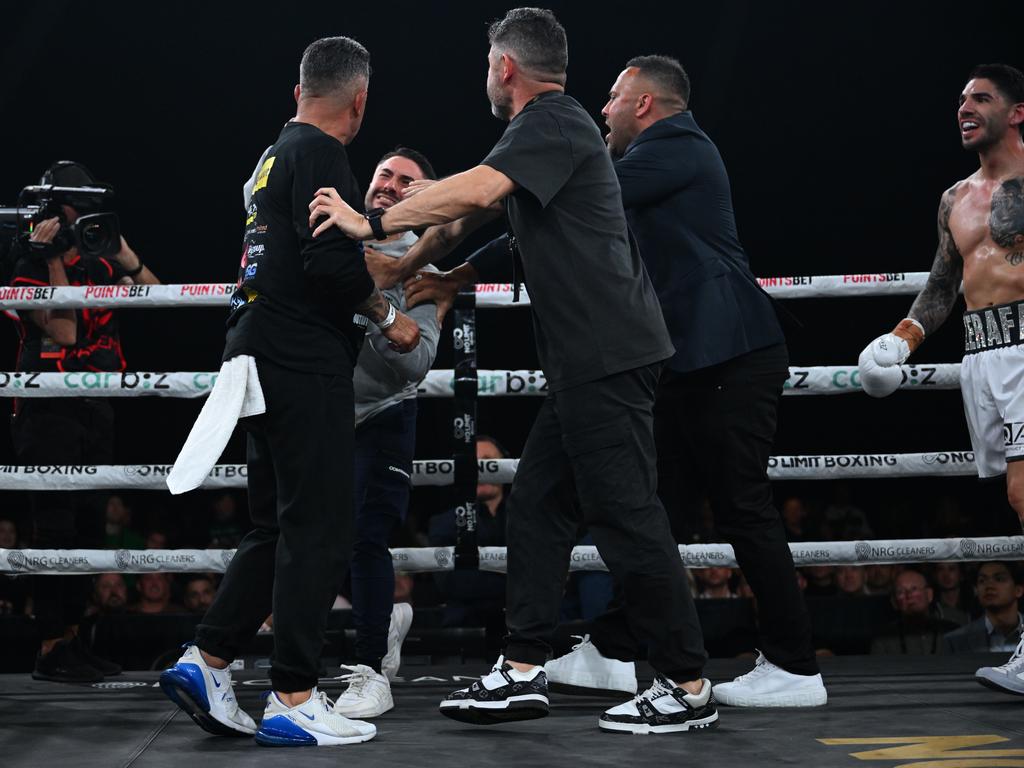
[354,231,440,425]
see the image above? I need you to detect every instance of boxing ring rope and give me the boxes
[0,272,934,311]
[0,271,979,577]
[0,364,963,398]
[5,536,1023,575]
[0,452,982,492]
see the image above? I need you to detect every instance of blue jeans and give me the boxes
[351,399,417,670]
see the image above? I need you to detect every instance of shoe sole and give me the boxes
[439,696,549,725]
[599,712,719,735]
[713,690,827,707]
[977,676,1024,697]
[159,670,253,737]
[254,729,376,747]
[548,681,637,699]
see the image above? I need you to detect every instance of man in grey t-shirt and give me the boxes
[333,148,441,719]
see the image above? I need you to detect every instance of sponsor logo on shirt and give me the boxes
[253,156,275,193]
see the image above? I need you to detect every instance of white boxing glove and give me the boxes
[857,319,925,398]
[858,337,906,397]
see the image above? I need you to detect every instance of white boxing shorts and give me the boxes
[961,300,1024,478]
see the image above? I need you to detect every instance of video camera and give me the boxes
[0,161,121,262]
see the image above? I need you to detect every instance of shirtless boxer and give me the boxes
[858,63,1024,695]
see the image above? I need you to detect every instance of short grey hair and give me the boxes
[626,55,690,107]
[299,36,371,99]
[487,8,567,84]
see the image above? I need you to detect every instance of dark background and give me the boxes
[0,0,1021,536]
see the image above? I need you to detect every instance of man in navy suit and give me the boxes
[550,56,828,708]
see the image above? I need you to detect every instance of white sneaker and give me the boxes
[159,644,257,736]
[600,675,718,734]
[332,664,394,718]
[976,637,1024,696]
[545,634,637,696]
[382,602,413,681]
[712,652,827,707]
[254,687,376,747]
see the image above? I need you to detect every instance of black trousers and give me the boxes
[196,357,355,692]
[597,343,816,675]
[11,399,112,641]
[504,363,707,681]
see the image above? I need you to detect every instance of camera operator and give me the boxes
[8,161,159,683]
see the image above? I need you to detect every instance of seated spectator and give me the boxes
[781,497,813,542]
[803,566,838,597]
[428,435,508,627]
[836,565,868,597]
[929,562,971,626]
[88,573,128,616]
[870,568,959,655]
[104,494,144,549]
[944,562,1024,653]
[181,575,216,614]
[864,564,897,596]
[0,517,20,548]
[821,484,873,540]
[206,491,246,549]
[0,517,30,615]
[129,572,184,614]
[694,567,737,599]
[145,529,169,550]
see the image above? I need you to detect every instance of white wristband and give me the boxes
[377,301,397,330]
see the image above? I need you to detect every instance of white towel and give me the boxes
[166,355,265,495]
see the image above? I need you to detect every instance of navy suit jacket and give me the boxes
[616,112,784,372]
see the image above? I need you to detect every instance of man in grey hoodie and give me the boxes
[333,147,441,718]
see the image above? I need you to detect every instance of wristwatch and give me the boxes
[364,208,387,241]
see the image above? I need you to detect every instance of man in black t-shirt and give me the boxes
[9,161,159,684]
[309,9,714,735]
[160,37,417,748]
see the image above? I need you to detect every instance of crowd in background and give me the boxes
[2,466,1020,660]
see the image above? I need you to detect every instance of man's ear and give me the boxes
[501,53,516,84]
[635,92,655,119]
[294,84,301,104]
[1010,102,1024,130]
[352,89,368,119]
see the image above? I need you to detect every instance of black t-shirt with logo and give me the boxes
[479,92,673,391]
[11,253,127,373]
[224,121,374,373]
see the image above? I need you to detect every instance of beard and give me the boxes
[962,120,1006,152]
[487,78,513,121]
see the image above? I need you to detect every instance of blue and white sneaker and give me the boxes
[159,644,257,737]
[255,688,376,747]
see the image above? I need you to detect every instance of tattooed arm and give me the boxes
[907,184,964,336]
[858,185,963,398]
[356,286,420,353]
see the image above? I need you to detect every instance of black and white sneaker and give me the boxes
[439,656,549,725]
[600,675,719,735]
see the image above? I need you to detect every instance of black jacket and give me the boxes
[616,111,784,373]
